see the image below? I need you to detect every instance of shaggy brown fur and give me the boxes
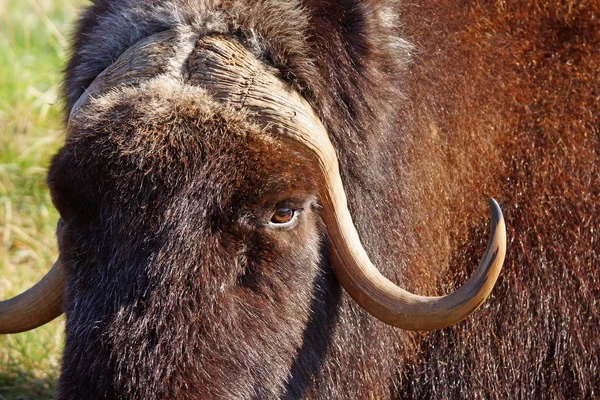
[51,79,325,398]
[46,0,599,398]
[396,2,600,398]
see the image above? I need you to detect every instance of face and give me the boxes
[47,79,325,399]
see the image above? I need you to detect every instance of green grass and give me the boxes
[0,0,84,398]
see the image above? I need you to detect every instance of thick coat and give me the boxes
[46,0,599,398]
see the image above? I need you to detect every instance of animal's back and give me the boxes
[396,2,600,398]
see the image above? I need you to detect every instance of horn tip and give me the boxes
[488,198,504,225]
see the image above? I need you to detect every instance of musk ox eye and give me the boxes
[270,207,297,225]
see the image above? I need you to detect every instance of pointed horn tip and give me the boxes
[488,197,503,221]
[487,197,507,250]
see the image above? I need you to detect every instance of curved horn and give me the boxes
[188,37,507,331]
[1,219,66,333]
[0,259,65,334]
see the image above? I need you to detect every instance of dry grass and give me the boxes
[0,0,84,398]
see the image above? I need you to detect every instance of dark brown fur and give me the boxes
[47,0,599,398]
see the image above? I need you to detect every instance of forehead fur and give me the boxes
[52,75,317,224]
[71,75,258,139]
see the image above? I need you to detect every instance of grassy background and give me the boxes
[0,0,83,398]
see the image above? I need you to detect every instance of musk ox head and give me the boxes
[0,29,505,397]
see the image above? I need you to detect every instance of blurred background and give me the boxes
[0,0,84,398]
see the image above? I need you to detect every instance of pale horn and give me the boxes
[0,261,65,333]
[0,219,66,333]
[187,36,507,331]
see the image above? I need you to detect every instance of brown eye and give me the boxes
[271,207,296,224]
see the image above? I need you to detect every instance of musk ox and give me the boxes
[1,0,599,398]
